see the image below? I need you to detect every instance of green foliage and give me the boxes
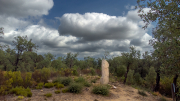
[138,90,147,97]
[55,90,61,94]
[159,76,173,96]
[12,71,23,87]
[10,86,32,97]
[60,77,72,86]
[116,65,126,77]
[17,96,24,100]
[36,82,44,89]
[68,83,83,93]
[44,83,54,88]
[23,72,32,88]
[134,72,142,85]
[62,88,69,93]
[158,97,167,101]
[44,93,52,97]
[56,83,64,89]
[92,85,109,96]
[126,70,134,85]
[90,67,96,76]
[53,77,72,86]
[72,68,79,76]
[32,68,51,83]
[91,79,96,83]
[74,77,85,83]
[145,67,156,88]
[0,71,13,95]
[84,81,91,87]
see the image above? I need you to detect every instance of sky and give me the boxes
[0,0,155,59]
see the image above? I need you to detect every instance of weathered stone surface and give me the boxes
[100,59,109,84]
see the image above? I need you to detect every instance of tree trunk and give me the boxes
[123,63,130,84]
[153,69,160,92]
[173,74,179,101]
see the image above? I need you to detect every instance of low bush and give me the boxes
[74,77,85,83]
[126,69,134,85]
[68,83,83,93]
[62,88,69,93]
[159,76,173,96]
[116,65,126,77]
[44,83,54,88]
[138,90,147,97]
[55,90,61,94]
[32,68,51,83]
[60,77,72,86]
[17,96,24,100]
[44,93,52,97]
[92,85,109,96]
[56,83,64,89]
[84,81,91,87]
[10,86,32,97]
[36,82,44,89]
[91,79,96,83]
[158,97,167,101]
[90,68,96,76]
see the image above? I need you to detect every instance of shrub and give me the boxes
[126,70,134,85]
[10,86,32,97]
[159,76,173,96]
[138,90,147,97]
[63,68,73,77]
[36,82,44,89]
[32,68,51,83]
[84,81,91,87]
[158,97,167,101]
[44,83,54,88]
[0,71,13,95]
[92,85,109,96]
[60,77,72,86]
[55,90,61,94]
[90,68,96,76]
[68,83,83,93]
[12,71,23,87]
[134,73,142,85]
[22,72,32,88]
[91,79,96,83]
[53,77,72,86]
[56,83,64,89]
[17,96,24,100]
[62,88,69,93]
[145,67,156,88]
[74,77,85,83]
[44,93,52,97]
[116,65,126,77]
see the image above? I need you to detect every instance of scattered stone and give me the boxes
[100,59,109,84]
[40,90,43,92]
[112,85,117,89]
[94,99,98,101]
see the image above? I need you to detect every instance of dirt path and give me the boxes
[1,82,173,101]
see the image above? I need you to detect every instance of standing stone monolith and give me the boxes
[100,59,109,84]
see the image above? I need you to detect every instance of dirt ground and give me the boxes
[0,76,173,101]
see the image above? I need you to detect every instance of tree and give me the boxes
[136,0,180,99]
[65,52,78,68]
[12,35,38,71]
[121,46,138,84]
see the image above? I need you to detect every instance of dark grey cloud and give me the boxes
[0,0,54,18]
[58,12,146,42]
